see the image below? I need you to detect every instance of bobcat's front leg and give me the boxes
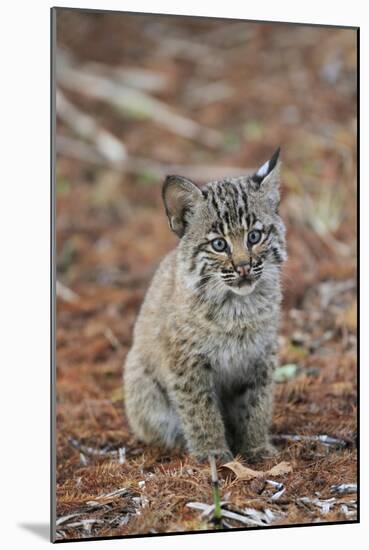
[225,355,277,462]
[167,355,232,463]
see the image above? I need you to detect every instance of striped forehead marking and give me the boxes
[206,180,251,234]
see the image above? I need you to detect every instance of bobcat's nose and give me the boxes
[235,262,251,279]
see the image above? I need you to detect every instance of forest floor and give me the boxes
[55,11,357,540]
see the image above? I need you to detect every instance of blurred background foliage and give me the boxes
[56,10,357,307]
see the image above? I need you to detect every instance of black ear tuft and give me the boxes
[268,146,281,172]
[251,147,281,186]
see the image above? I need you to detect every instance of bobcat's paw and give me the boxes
[192,448,233,465]
[242,443,278,463]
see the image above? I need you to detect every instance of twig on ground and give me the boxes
[56,280,79,303]
[56,89,127,167]
[297,496,357,519]
[79,452,89,466]
[183,81,234,108]
[263,479,286,501]
[83,61,169,92]
[104,327,123,351]
[118,447,126,465]
[330,483,357,495]
[186,501,285,527]
[56,513,82,526]
[56,135,249,182]
[87,487,130,507]
[56,135,106,165]
[202,21,257,48]
[318,279,356,309]
[69,437,126,461]
[142,23,223,67]
[64,519,104,530]
[274,434,351,449]
[57,50,222,147]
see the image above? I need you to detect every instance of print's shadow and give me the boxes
[18,523,49,541]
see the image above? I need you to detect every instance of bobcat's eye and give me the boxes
[248,229,262,246]
[211,238,228,252]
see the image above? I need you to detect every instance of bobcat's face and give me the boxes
[193,208,281,297]
[163,148,287,300]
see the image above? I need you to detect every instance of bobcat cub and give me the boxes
[124,148,287,463]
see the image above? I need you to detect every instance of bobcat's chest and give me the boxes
[201,329,265,388]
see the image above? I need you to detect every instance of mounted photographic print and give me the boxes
[51,7,358,542]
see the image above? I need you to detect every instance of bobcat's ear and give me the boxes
[162,175,203,237]
[250,147,281,209]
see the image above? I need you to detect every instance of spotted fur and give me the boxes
[124,149,287,463]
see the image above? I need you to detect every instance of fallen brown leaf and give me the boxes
[222,460,292,481]
[268,462,293,476]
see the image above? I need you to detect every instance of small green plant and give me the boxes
[209,455,222,528]
[56,176,71,195]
